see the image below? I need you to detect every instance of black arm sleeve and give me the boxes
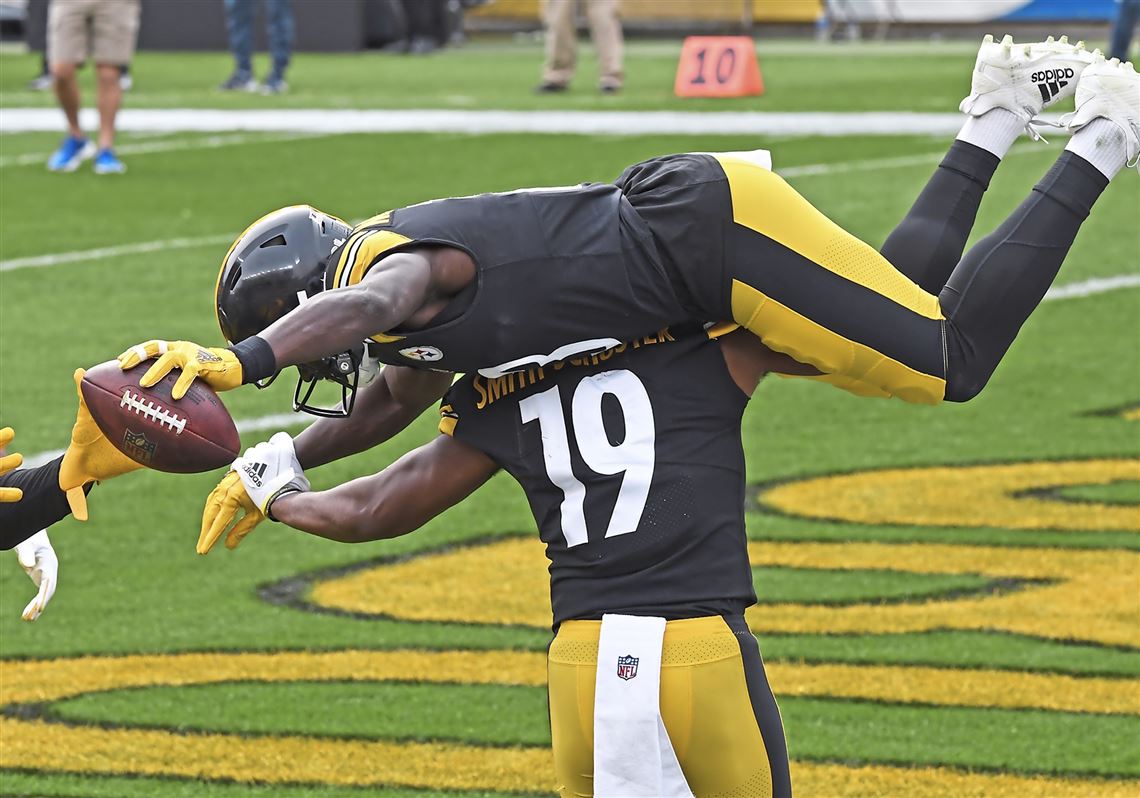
[0,457,79,549]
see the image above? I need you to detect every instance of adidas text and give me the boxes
[242,462,268,488]
[1030,68,1076,83]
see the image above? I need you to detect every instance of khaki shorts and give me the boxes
[48,0,141,66]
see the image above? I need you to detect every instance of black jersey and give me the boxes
[439,324,757,628]
[326,181,689,376]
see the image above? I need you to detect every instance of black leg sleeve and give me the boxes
[0,456,78,549]
[880,141,1000,294]
[939,152,1108,402]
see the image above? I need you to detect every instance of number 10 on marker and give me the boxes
[674,36,764,98]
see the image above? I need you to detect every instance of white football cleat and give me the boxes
[960,34,1095,139]
[1066,55,1140,172]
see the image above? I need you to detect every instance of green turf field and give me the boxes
[0,39,1138,798]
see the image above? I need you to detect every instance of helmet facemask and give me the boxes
[292,342,384,418]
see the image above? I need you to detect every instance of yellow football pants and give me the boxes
[548,615,791,797]
[714,153,948,405]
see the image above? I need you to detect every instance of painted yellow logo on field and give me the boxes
[761,458,1139,532]
[310,536,1139,647]
[1,651,1136,796]
[3,457,1138,795]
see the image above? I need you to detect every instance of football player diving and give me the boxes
[120,41,1136,425]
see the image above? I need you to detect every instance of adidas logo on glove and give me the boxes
[242,461,268,488]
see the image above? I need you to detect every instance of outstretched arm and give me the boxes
[119,251,434,398]
[258,252,433,371]
[272,434,496,543]
[293,365,454,469]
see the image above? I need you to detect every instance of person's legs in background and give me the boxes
[1110,0,1140,61]
[402,0,446,54]
[89,0,139,173]
[92,64,124,171]
[262,0,293,92]
[585,0,622,93]
[46,0,95,172]
[221,0,257,91]
[539,0,578,91]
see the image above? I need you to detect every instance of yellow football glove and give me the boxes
[0,427,24,503]
[59,368,144,521]
[117,340,243,400]
[198,470,266,554]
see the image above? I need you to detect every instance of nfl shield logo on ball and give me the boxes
[122,429,156,463]
[616,655,639,681]
[399,345,444,362]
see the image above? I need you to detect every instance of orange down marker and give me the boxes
[674,36,764,98]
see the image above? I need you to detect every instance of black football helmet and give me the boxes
[215,205,371,418]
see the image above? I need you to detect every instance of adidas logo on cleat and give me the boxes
[1032,67,1075,102]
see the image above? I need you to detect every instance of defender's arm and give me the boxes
[293,365,454,469]
[272,434,497,543]
[718,328,821,397]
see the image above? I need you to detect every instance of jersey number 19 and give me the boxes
[519,369,655,549]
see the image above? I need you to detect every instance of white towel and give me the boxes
[695,148,773,170]
[593,614,694,798]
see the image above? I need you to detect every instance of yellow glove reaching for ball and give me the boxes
[117,340,243,400]
[0,426,24,503]
[59,368,144,521]
[198,470,266,554]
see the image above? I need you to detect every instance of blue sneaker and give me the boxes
[93,148,126,175]
[46,136,95,172]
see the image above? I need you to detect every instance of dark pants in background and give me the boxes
[225,0,293,77]
[1110,0,1140,61]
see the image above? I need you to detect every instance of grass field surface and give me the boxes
[0,39,1137,798]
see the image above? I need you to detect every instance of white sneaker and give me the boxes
[1066,55,1140,172]
[960,34,1095,139]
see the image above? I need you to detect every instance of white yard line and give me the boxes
[0,107,1069,137]
[0,235,235,272]
[779,143,1042,178]
[0,145,1052,273]
[16,273,1137,469]
[22,412,312,469]
[0,131,325,168]
[1041,274,1140,301]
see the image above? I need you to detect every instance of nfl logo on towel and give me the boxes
[616,654,639,681]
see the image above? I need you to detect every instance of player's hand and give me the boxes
[234,432,310,517]
[15,530,58,622]
[198,470,266,554]
[117,340,243,400]
[59,369,144,521]
[0,427,24,503]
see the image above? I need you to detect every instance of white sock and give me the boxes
[1065,117,1128,180]
[956,108,1024,158]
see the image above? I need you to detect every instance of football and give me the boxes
[80,360,240,473]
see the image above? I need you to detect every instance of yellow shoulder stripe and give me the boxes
[331,229,414,289]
